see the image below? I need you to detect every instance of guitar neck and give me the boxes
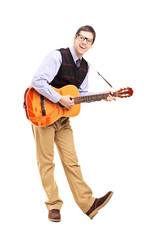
[74,92,117,104]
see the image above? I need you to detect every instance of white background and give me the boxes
[0,0,160,239]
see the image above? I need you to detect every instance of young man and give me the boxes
[31,25,115,222]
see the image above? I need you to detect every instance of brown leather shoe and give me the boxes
[48,209,61,222]
[86,191,113,219]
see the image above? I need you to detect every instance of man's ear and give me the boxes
[73,35,77,42]
[89,43,94,49]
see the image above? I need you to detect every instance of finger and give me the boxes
[69,95,74,100]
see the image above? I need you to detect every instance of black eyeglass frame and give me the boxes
[76,34,94,45]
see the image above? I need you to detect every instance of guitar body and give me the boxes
[24,84,133,127]
[24,85,81,127]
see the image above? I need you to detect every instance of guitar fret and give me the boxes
[74,93,109,104]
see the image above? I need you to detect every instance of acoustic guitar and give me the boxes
[24,85,133,127]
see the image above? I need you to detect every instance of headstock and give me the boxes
[116,87,133,98]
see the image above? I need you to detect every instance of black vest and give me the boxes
[50,48,88,88]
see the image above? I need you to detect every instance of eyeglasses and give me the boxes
[76,34,93,45]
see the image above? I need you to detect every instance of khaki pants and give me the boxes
[32,117,95,213]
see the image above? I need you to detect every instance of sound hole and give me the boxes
[58,102,65,108]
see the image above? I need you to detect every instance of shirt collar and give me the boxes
[69,46,82,63]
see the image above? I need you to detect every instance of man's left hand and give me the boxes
[101,91,116,102]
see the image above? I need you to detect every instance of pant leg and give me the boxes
[32,124,63,211]
[54,117,95,213]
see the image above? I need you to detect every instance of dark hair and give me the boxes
[76,25,96,44]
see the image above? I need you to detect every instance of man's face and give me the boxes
[73,31,94,58]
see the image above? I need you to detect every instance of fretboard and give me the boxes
[74,92,116,104]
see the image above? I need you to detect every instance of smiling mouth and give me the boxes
[80,45,86,50]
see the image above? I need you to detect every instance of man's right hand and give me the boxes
[59,95,74,109]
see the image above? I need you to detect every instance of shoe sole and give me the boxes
[89,191,114,219]
[48,218,61,222]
